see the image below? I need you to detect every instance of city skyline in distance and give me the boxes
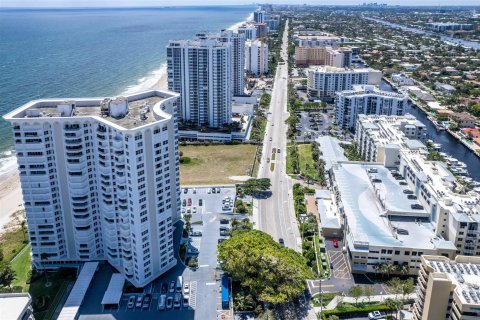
[2,0,480,8]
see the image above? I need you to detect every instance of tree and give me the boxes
[242,178,271,196]
[401,278,415,301]
[348,285,363,306]
[363,285,375,303]
[387,277,403,295]
[218,229,314,304]
[0,248,3,262]
[183,213,192,238]
[0,265,16,288]
[327,316,340,320]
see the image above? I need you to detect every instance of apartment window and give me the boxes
[404,251,410,256]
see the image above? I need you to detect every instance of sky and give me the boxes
[1,0,479,8]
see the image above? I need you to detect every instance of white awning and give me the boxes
[57,262,99,320]
[101,273,125,306]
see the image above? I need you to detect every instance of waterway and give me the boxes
[379,81,480,182]
[365,17,480,51]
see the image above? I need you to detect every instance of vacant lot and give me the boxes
[180,144,256,185]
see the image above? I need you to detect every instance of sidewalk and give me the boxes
[314,293,417,313]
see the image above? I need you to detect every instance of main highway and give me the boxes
[255,20,302,253]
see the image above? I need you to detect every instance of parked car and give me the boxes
[216,187,220,193]
[368,311,387,319]
[192,207,197,213]
[220,218,229,224]
[127,296,135,309]
[407,195,418,200]
[166,296,173,309]
[411,204,424,210]
[218,238,226,243]
[372,178,382,183]
[403,190,414,194]
[182,199,186,206]
[183,296,189,308]
[169,281,175,293]
[158,294,166,311]
[142,293,151,309]
[207,188,212,194]
[279,238,285,246]
[190,231,202,237]
[187,247,199,254]
[135,295,143,308]
[188,198,192,206]
[183,188,188,194]
[199,199,203,206]
[193,188,197,194]
[183,281,190,295]
[333,239,339,248]
[174,292,182,308]
[277,149,281,153]
[399,181,408,185]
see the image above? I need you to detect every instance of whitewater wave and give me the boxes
[0,150,18,179]
[122,62,168,95]
[228,12,254,31]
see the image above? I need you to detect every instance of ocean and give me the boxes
[0,5,254,174]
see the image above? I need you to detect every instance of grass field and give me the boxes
[0,227,29,262]
[286,143,320,181]
[179,144,256,185]
[11,244,31,289]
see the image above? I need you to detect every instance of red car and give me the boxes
[333,239,339,248]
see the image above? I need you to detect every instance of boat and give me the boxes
[432,143,442,150]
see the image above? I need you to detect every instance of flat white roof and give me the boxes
[0,293,31,320]
[315,190,341,230]
[57,262,99,320]
[316,136,348,170]
[101,273,125,305]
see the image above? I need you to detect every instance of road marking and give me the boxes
[189,281,197,310]
[206,282,216,285]
[199,264,209,268]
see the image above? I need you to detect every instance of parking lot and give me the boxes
[325,238,351,280]
[78,186,238,320]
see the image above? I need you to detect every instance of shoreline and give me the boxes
[0,12,253,233]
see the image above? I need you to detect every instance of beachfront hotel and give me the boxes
[413,255,480,320]
[167,34,232,128]
[335,85,407,130]
[3,90,180,288]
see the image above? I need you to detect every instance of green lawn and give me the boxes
[11,244,31,290]
[287,143,321,181]
[179,144,256,185]
[314,235,330,279]
[0,227,29,262]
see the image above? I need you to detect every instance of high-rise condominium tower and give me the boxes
[167,35,232,128]
[3,90,181,288]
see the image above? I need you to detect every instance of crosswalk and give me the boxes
[189,281,198,309]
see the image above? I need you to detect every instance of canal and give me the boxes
[379,81,480,182]
[364,17,480,51]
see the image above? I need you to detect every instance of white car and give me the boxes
[127,296,135,309]
[368,311,387,320]
[183,281,190,295]
[157,294,166,311]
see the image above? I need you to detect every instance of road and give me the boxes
[256,19,301,253]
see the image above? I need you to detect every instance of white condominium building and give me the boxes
[335,85,407,130]
[219,30,246,97]
[167,35,232,128]
[325,47,353,68]
[245,39,269,76]
[307,66,382,99]
[3,90,181,288]
[253,9,265,23]
[413,255,480,320]
[238,24,258,40]
[356,115,480,257]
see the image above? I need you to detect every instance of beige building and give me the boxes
[295,46,326,66]
[414,255,480,320]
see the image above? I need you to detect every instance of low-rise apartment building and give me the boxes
[450,112,477,128]
[413,255,480,320]
[0,293,34,320]
[356,115,480,258]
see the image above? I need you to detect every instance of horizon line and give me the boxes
[1,4,480,9]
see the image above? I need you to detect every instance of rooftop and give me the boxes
[423,255,480,305]
[3,90,178,131]
[333,162,452,250]
[338,85,407,99]
[0,293,31,320]
[308,66,378,74]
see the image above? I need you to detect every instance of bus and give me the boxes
[221,274,230,309]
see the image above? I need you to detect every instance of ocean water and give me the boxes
[0,6,254,172]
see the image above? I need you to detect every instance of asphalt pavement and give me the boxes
[255,19,302,253]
